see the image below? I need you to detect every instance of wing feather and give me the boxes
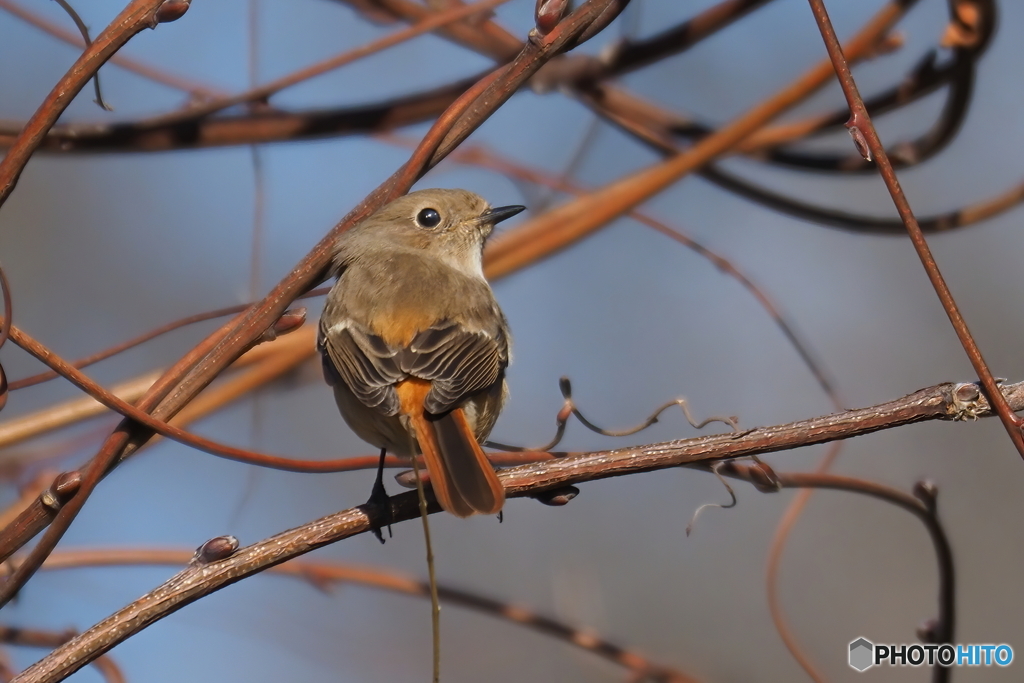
[400,324,506,415]
[320,314,507,418]
[318,320,403,416]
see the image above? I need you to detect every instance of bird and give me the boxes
[317,188,524,530]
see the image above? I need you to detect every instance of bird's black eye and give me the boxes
[416,208,441,228]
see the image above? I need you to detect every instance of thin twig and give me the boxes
[0,314,247,590]
[0,327,314,451]
[409,454,441,683]
[483,0,912,279]
[2,323,422,475]
[0,263,11,412]
[0,0,223,98]
[721,462,955,683]
[51,0,113,111]
[0,264,11,353]
[0,0,186,208]
[26,548,697,682]
[137,0,515,128]
[763,443,842,683]
[8,288,328,391]
[805,0,1024,461]
[700,165,1024,235]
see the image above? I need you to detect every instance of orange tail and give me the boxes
[396,379,505,517]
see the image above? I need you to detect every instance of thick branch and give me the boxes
[12,377,1016,682]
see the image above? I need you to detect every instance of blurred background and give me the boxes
[1,0,1023,680]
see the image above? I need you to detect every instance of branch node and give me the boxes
[912,479,938,514]
[41,471,82,511]
[845,122,872,162]
[394,467,425,490]
[260,307,308,343]
[530,485,580,506]
[535,0,569,36]
[747,457,782,493]
[155,0,191,24]
[193,535,239,564]
[950,382,984,420]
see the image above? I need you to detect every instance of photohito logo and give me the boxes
[848,638,1013,671]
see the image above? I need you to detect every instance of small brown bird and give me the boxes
[318,188,524,525]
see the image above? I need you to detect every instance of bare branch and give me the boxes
[9,377,1013,681]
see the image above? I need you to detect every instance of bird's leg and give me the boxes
[366,447,394,543]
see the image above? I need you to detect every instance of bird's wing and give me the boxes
[319,314,507,417]
[398,321,507,415]
[318,319,404,416]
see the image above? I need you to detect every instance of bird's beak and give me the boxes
[479,204,526,225]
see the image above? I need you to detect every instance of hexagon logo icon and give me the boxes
[849,638,874,671]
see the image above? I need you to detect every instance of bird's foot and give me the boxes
[365,477,394,544]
